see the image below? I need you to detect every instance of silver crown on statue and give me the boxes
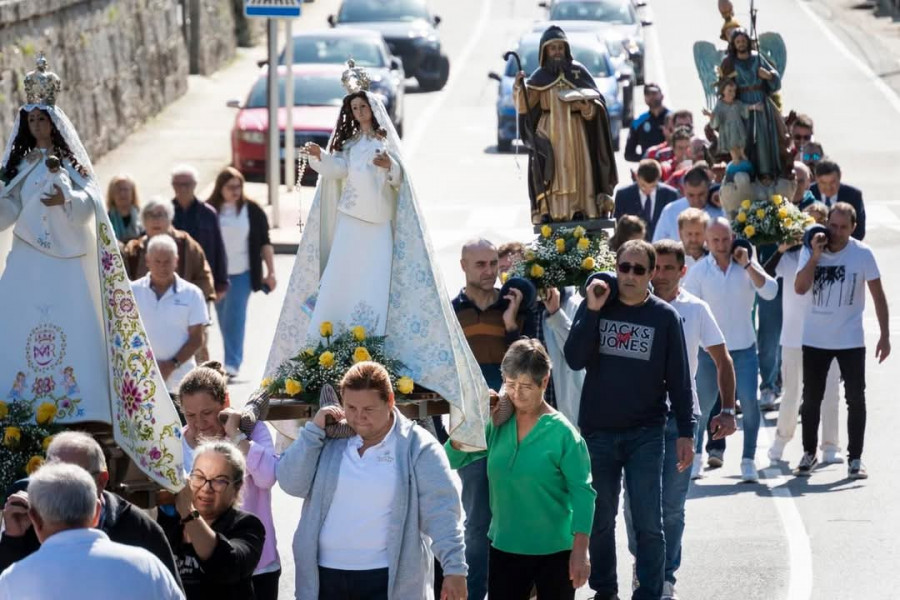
[24,54,62,107]
[341,59,371,94]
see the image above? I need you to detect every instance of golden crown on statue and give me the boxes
[24,54,61,107]
[341,59,371,94]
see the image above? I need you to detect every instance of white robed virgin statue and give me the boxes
[0,57,184,491]
[264,62,488,448]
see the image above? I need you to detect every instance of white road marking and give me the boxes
[794,0,900,116]
[402,0,494,157]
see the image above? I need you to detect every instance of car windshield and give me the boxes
[505,45,612,78]
[246,74,346,108]
[338,0,430,23]
[280,36,386,67]
[549,1,635,25]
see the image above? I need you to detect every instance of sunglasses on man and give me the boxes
[617,262,649,276]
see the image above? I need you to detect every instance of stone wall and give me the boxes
[0,0,256,162]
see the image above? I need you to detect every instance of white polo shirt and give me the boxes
[683,254,778,351]
[131,274,208,391]
[318,415,399,570]
[652,198,725,242]
[670,288,726,416]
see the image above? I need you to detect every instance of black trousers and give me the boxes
[251,569,281,600]
[488,546,575,600]
[318,566,389,600]
[801,346,867,460]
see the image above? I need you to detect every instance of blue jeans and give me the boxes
[586,425,665,599]
[696,345,760,460]
[757,282,783,394]
[624,415,699,585]
[458,458,491,600]
[215,270,251,371]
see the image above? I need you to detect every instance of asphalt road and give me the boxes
[197,0,900,598]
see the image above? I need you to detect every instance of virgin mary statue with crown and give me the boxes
[0,57,184,491]
[264,61,488,449]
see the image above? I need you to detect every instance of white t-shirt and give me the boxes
[670,289,726,416]
[798,239,880,349]
[131,274,209,391]
[219,204,250,275]
[318,416,399,570]
[774,249,807,348]
[652,197,725,242]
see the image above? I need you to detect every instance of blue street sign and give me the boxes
[244,0,301,18]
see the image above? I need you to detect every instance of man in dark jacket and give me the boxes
[0,432,182,590]
[809,159,866,240]
[565,239,695,600]
[614,158,679,240]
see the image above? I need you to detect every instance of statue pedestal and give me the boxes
[533,218,616,236]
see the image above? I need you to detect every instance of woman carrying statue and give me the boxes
[0,56,184,491]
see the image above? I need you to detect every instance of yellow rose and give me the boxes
[396,376,415,395]
[351,325,366,341]
[783,218,793,228]
[741,199,752,210]
[499,271,509,284]
[25,456,44,475]
[319,321,333,338]
[778,207,788,219]
[0,401,7,420]
[736,211,747,223]
[36,402,56,425]
[3,426,21,448]
[555,238,566,253]
[743,225,756,238]
[353,347,372,364]
[42,435,54,453]
[772,195,783,206]
[319,351,335,368]
[577,237,590,251]
[261,377,272,389]
[530,264,545,278]
[581,256,596,270]
[755,209,766,219]
[540,225,552,238]
[574,226,586,238]
[284,378,303,396]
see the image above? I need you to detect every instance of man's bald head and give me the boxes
[461,238,497,259]
[460,239,499,293]
[706,217,734,259]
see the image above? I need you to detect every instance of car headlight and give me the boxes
[238,130,266,144]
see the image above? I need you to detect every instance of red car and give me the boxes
[229,64,346,184]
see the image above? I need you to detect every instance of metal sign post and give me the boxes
[285,19,295,192]
[266,19,280,226]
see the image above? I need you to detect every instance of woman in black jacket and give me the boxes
[206,167,276,378]
[158,440,265,600]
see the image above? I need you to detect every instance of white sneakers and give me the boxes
[661,581,679,600]
[690,454,704,480]
[822,447,845,464]
[740,458,759,483]
[768,438,786,462]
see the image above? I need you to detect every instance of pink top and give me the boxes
[182,421,280,574]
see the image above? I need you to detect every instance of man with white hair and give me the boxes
[131,234,208,393]
[170,164,229,298]
[0,431,181,587]
[0,463,183,599]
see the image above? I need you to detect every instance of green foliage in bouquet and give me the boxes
[508,225,617,289]
[263,323,416,399]
[732,194,814,246]
[0,400,64,501]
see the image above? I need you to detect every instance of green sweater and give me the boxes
[445,412,596,555]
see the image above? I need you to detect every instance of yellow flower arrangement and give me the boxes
[778,207,788,219]
[755,209,766,219]
[541,225,552,238]
[351,326,366,341]
[731,194,808,245]
[42,436,54,453]
[3,427,21,448]
[0,401,7,420]
[25,456,44,475]
[319,321,333,337]
[319,351,336,368]
[577,237,590,251]
[573,226,586,239]
[555,239,566,253]
[284,378,303,396]
[736,211,747,223]
[581,256,596,270]
[396,376,415,395]
[530,264,545,278]
[35,403,56,426]
[743,225,756,238]
[353,347,372,364]
[741,199,752,210]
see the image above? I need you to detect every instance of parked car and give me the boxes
[489,31,624,153]
[539,0,651,84]
[228,64,345,185]
[277,29,406,136]
[328,0,450,91]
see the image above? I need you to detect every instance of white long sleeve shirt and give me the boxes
[683,254,778,351]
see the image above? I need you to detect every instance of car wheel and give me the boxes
[417,55,450,92]
[497,137,512,152]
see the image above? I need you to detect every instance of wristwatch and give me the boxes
[180,509,200,525]
[231,431,248,445]
[720,407,737,416]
